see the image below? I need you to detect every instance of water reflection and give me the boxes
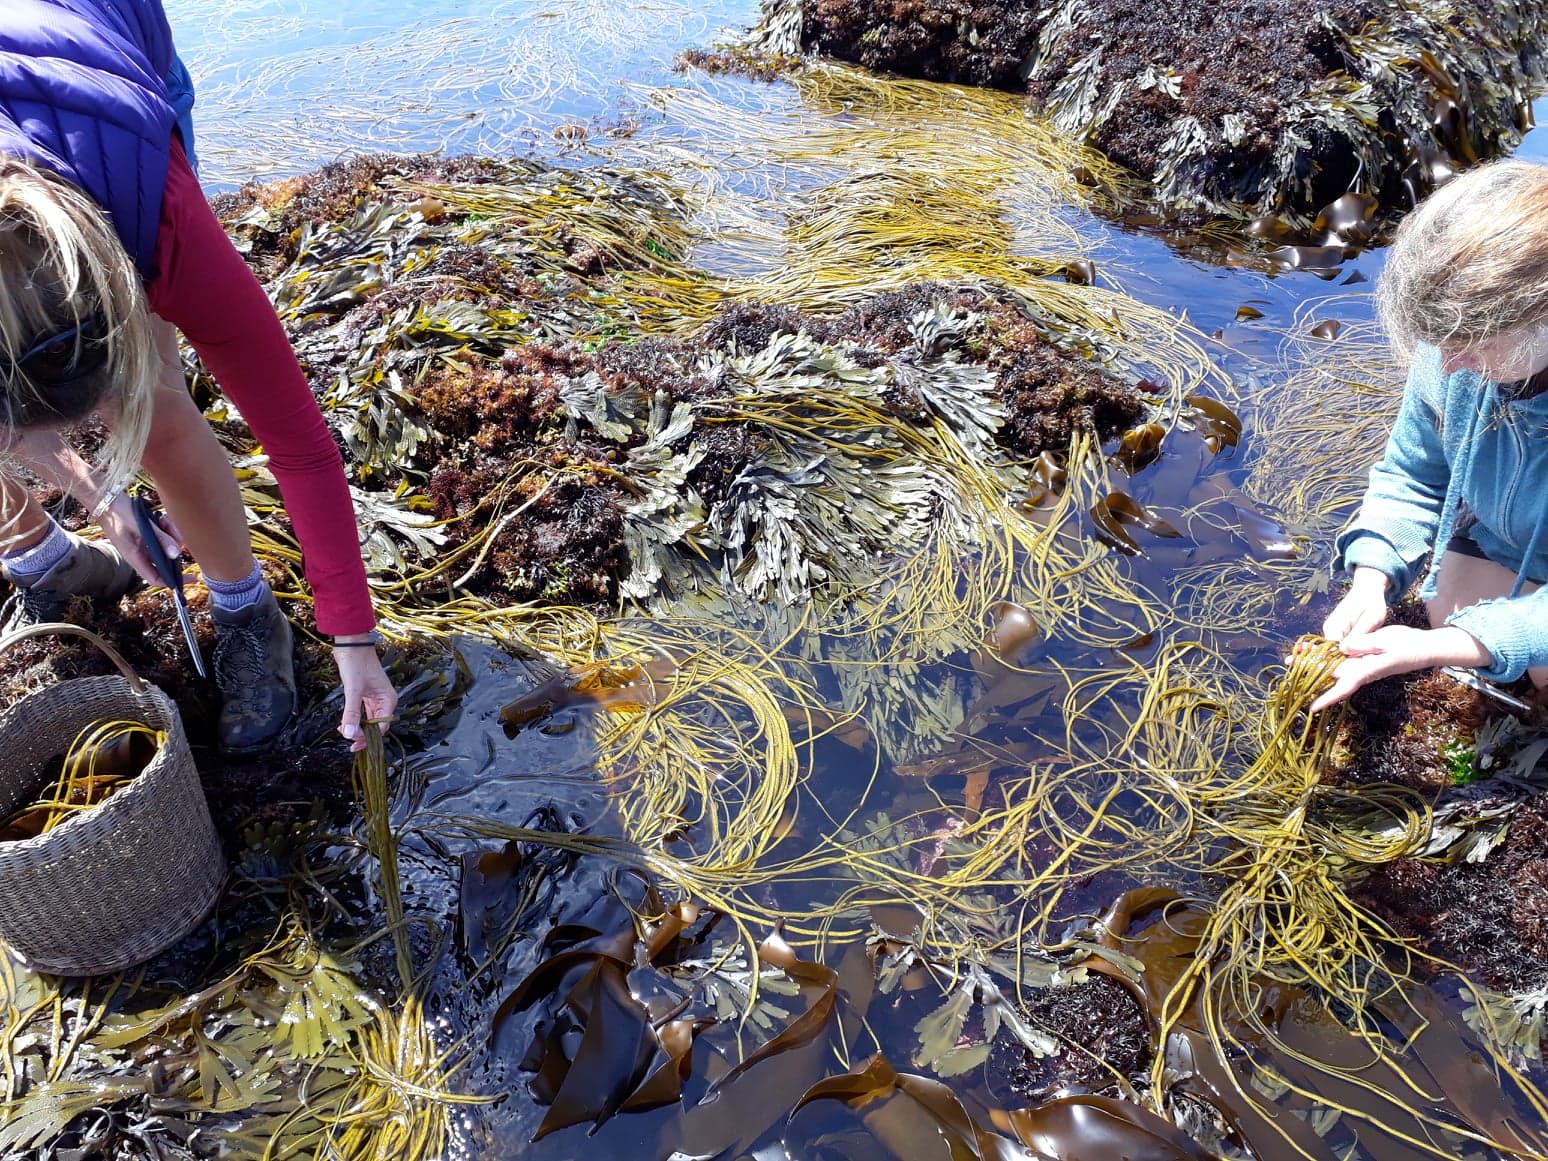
[165,0,763,187]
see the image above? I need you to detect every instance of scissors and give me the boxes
[1441,666,1533,716]
[130,495,206,678]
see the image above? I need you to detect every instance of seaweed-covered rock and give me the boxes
[213,154,1154,615]
[213,153,516,279]
[409,287,1141,608]
[804,0,1041,89]
[1357,795,1548,995]
[781,0,1546,221]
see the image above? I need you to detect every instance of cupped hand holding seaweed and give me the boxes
[1309,623,1491,712]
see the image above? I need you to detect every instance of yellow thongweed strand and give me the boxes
[304,994,492,1161]
[353,724,413,990]
[0,719,163,840]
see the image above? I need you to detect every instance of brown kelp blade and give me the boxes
[984,600,1042,663]
[530,960,655,1140]
[997,1095,1213,1161]
[1264,989,1548,1161]
[1102,491,1182,538]
[1182,394,1242,439]
[1245,214,1294,240]
[457,840,523,965]
[492,899,751,1143]
[1113,421,1166,475]
[666,931,854,1158]
[499,655,678,732]
[1227,501,1296,560]
[1033,449,1068,493]
[1311,192,1378,246]
[792,1053,1024,1161]
[1092,491,1182,554]
[1265,244,1346,273]
[1063,259,1097,286]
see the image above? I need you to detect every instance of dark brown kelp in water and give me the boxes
[750,0,1546,222]
[481,873,1213,1160]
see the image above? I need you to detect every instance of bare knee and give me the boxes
[141,385,215,469]
[1428,551,1522,628]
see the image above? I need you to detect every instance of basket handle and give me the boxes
[0,622,148,694]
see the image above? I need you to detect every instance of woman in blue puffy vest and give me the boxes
[0,0,396,753]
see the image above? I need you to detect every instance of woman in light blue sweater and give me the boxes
[1318,159,1548,710]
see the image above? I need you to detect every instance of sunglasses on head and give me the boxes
[12,314,109,381]
[0,313,111,428]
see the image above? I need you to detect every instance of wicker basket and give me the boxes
[0,623,225,975]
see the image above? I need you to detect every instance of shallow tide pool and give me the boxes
[66,4,1548,1158]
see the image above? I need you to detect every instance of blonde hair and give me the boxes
[0,158,158,499]
[1378,159,1548,361]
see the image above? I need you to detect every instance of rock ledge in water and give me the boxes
[776,0,1545,221]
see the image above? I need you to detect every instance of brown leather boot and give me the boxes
[211,588,296,754]
[1,535,137,634]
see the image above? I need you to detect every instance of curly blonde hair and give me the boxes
[1378,159,1548,362]
[0,158,158,496]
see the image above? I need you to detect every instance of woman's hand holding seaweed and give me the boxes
[1322,566,1391,643]
[1309,624,1492,712]
[333,641,398,753]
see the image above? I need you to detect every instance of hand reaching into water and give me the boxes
[333,642,398,752]
[1322,566,1391,643]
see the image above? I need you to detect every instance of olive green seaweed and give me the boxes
[7,54,1545,1160]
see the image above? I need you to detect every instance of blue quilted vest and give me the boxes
[0,0,176,278]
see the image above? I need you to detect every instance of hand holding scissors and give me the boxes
[129,495,205,678]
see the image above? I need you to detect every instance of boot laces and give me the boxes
[214,619,277,703]
[1,585,68,632]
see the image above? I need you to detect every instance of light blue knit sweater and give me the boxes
[1336,344,1548,683]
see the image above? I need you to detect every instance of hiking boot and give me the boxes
[211,588,296,754]
[0,535,137,635]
